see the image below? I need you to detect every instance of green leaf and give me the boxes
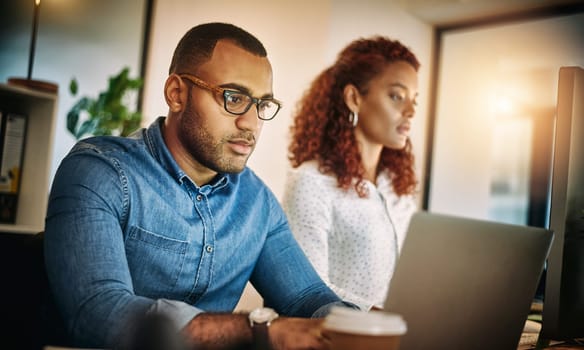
[69,78,78,96]
[66,66,143,139]
[66,97,93,138]
[76,119,99,139]
[66,110,78,135]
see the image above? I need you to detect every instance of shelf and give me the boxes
[0,83,57,234]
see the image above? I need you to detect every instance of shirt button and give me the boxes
[205,245,213,253]
[196,194,203,201]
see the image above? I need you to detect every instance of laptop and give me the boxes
[384,211,553,350]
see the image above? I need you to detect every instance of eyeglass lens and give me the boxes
[223,91,280,120]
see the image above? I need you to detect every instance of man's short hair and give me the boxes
[169,22,267,75]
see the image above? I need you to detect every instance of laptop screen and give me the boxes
[384,211,553,350]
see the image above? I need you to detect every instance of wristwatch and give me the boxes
[248,307,279,350]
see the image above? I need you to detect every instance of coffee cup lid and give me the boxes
[323,306,407,336]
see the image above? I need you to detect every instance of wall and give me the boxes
[0,0,146,183]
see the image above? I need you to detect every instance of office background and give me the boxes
[1,0,583,309]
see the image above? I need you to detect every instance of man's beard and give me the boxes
[178,96,255,174]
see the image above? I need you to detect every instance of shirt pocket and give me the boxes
[125,226,189,299]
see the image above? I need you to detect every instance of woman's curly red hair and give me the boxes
[288,36,420,198]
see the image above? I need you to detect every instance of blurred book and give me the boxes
[0,111,28,224]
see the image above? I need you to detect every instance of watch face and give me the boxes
[250,307,279,324]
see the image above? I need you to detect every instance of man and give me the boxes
[44,22,353,350]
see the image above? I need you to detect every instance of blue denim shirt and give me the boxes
[44,117,346,348]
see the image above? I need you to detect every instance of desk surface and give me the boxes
[525,345,584,350]
[517,304,584,350]
[517,335,584,350]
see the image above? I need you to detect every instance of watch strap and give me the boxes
[249,307,278,350]
[251,321,271,350]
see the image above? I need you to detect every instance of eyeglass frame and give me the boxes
[178,73,282,121]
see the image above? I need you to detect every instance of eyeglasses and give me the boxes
[179,74,282,121]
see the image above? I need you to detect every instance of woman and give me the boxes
[282,36,420,310]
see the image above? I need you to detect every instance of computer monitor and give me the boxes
[539,66,584,341]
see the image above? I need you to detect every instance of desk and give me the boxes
[520,344,584,350]
[517,304,584,350]
[517,335,584,350]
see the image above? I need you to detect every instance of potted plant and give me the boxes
[67,67,143,140]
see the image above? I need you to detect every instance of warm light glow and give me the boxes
[488,92,517,119]
[487,74,535,118]
[35,0,40,6]
[495,96,515,115]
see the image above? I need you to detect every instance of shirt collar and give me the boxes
[143,117,230,191]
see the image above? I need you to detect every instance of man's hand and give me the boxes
[182,313,329,350]
[269,317,330,350]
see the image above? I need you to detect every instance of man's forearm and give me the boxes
[182,313,252,350]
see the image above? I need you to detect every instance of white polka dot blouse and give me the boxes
[282,160,417,310]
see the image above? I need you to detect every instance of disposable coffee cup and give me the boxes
[322,306,407,350]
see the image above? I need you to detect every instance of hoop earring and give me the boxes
[348,111,359,127]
